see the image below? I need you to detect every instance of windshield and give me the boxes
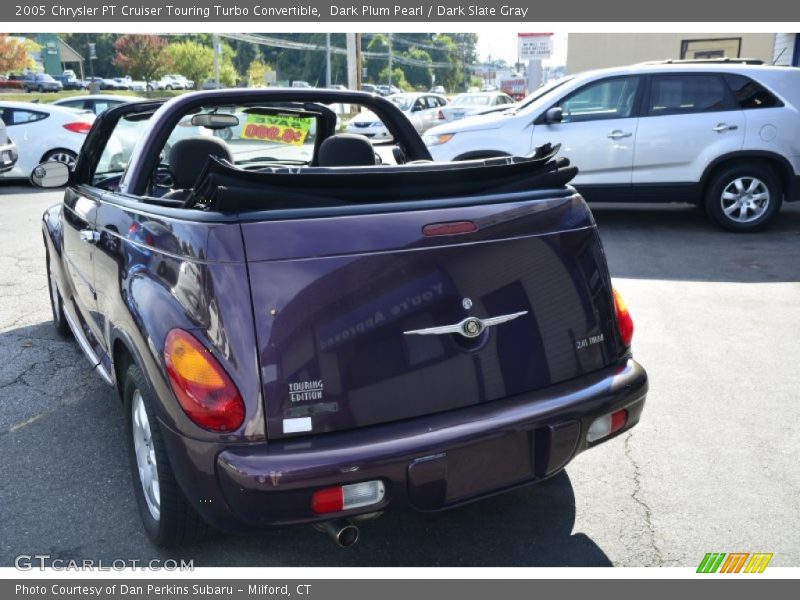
[388,95,414,111]
[514,75,576,111]
[451,94,492,106]
[94,103,322,180]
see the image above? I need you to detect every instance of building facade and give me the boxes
[566,33,778,74]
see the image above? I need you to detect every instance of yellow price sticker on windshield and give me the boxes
[241,114,312,146]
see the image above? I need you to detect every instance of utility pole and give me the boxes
[325,33,332,88]
[212,33,220,89]
[355,32,362,90]
[346,33,357,90]
[387,33,392,86]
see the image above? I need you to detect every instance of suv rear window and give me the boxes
[647,74,735,116]
[722,74,783,109]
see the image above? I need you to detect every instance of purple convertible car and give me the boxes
[36,89,647,547]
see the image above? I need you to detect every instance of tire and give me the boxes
[38,85,44,93]
[704,163,782,232]
[165,85,173,90]
[124,363,209,547]
[45,247,70,337]
[42,149,78,171]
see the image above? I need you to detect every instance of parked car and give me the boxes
[34,88,647,547]
[151,75,192,90]
[53,94,145,115]
[23,73,63,93]
[376,84,402,96]
[430,85,446,95]
[360,83,379,94]
[0,117,19,174]
[115,77,147,92]
[346,92,448,139]
[84,76,127,91]
[425,62,800,231]
[0,101,94,178]
[54,74,88,91]
[292,80,312,88]
[436,92,516,123]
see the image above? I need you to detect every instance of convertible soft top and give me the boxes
[185,143,578,212]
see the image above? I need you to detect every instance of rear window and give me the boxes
[722,74,783,109]
[647,74,735,116]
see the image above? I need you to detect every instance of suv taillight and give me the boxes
[613,288,634,348]
[163,329,245,432]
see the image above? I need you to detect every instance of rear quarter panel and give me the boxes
[91,198,266,442]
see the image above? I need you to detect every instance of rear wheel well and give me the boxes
[113,339,135,401]
[702,155,789,200]
[39,147,77,164]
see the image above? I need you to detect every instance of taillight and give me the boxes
[311,481,386,514]
[163,329,244,432]
[62,121,92,134]
[586,409,628,442]
[613,288,634,348]
[437,109,445,120]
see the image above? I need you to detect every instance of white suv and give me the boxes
[425,62,800,232]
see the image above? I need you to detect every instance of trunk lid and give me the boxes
[242,193,620,439]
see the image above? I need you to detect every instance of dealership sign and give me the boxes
[518,33,553,60]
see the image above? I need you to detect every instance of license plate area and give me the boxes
[407,430,534,509]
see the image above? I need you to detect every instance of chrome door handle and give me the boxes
[713,123,738,132]
[79,229,100,244]
[607,130,632,139]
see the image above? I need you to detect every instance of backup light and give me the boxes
[587,409,628,442]
[311,480,386,514]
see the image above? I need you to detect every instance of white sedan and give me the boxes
[0,101,94,179]
[437,92,516,123]
[52,94,145,115]
[346,93,448,139]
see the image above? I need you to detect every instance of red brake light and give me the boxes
[163,329,244,432]
[312,487,344,514]
[422,220,477,237]
[62,121,92,134]
[613,288,634,347]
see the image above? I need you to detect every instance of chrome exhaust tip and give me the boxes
[314,519,360,548]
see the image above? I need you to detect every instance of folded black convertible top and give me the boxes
[186,143,579,212]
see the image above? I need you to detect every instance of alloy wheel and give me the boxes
[720,177,770,224]
[132,390,161,521]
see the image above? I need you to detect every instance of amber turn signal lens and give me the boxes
[163,329,244,432]
[612,288,634,348]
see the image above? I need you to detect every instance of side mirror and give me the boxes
[545,107,563,124]
[30,161,71,188]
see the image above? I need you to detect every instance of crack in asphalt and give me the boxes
[624,431,664,566]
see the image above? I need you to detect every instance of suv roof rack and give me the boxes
[638,58,765,66]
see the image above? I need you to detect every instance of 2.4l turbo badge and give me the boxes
[289,380,324,402]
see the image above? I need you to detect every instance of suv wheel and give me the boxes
[704,164,782,232]
[124,363,209,546]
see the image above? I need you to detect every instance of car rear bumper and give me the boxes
[160,358,647,531]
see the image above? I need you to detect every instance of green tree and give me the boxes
[166,41,213,89]
[401,48,433,90]
[113,34,170,85]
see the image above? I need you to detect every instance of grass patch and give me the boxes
[0,89,190,104]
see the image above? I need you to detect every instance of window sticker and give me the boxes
[241,113,313,146]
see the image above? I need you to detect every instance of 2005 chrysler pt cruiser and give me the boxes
[37,89,648,547]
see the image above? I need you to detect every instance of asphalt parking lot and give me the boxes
[1,182,798,567]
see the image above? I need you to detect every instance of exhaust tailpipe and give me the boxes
[314,519,360,548]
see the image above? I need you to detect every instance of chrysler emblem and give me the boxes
[461,317,483,338]
[404,311,528,339]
